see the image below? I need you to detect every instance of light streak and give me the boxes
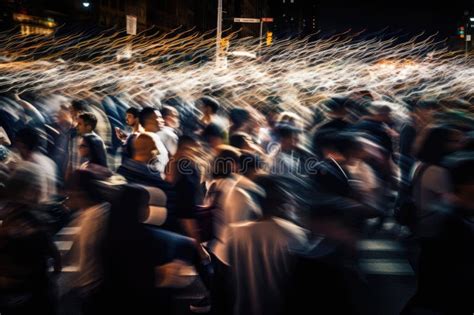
[0,28,472,122]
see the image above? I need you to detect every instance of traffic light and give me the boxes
[458,26,465,39]
[266,31,273,46]
[220,37,230,50]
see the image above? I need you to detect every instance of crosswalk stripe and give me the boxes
[49,265,79,273]
[55,241,73,251]
[57,227,81,236]
[358,240,404,252]
[359,258,414,276]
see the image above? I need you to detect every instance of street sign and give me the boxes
[234,17,261,23]
[261,18,274,22]
[126,15,137,35]
[467,34,472,42]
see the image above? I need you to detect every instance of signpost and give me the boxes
[233,18,261,23]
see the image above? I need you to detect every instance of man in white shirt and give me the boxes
[158,106,180,157]
[138,107,169,175]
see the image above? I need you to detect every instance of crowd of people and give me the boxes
[0,90,473,315]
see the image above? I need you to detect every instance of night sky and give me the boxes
[317,0,473,39]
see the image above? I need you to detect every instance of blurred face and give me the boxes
[125,113,138,127]
[280,133,299,151]
[78,139,90,159]
[69,107,79,122]
[76,118,92,135]
[164,112,180,129]
[144,111,164,132]
[57,109,73,127]
[202,105,213,116]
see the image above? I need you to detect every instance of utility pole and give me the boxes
[216,0,223,66]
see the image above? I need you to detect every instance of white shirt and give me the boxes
[29,152,58,203]
[158,126,178,157]
[149,132,170,176]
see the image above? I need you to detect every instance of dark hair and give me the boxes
[212,148,240,178]
[15,127,41,152]
[322,97,348,114]
[126,107,141,118]
[332,133,362,158]
[203,123,225,141]
[81,134,108,167]
[71,99,88,112]
[274,123,301,140]
[229,133,249,149]
[139,107,158,127]
[161,105,179,119]
[229,108,250,128]
[417,126,456,165]
[198,96,220,113]
[78,112,98,130]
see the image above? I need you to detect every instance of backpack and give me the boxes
[394,163,429,228]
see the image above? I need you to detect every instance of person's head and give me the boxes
[56,106,73,128]
[70,99,88,122]
[229,108,250,132]
[65,169,104,209]
[14,127,41,159]
[416,125,464,165]
[229,133,252,150]
[202,123,225,149]
[367,102,392,123]
[198,96,220,116]
[77,112,98,135]
[322,97,348,119]
[274,124,301,151]
[276,111,302,129]
[176,134,200,157]
[414,99,440,123]
[125,107,141,128]
[212,146,240,179]
[139,107,164,132]
[132,132,159,163]
[320,132,363,162]
[79,134,108,167]
[161,105,180,129]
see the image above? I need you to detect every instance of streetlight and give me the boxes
[82,2,90,8]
